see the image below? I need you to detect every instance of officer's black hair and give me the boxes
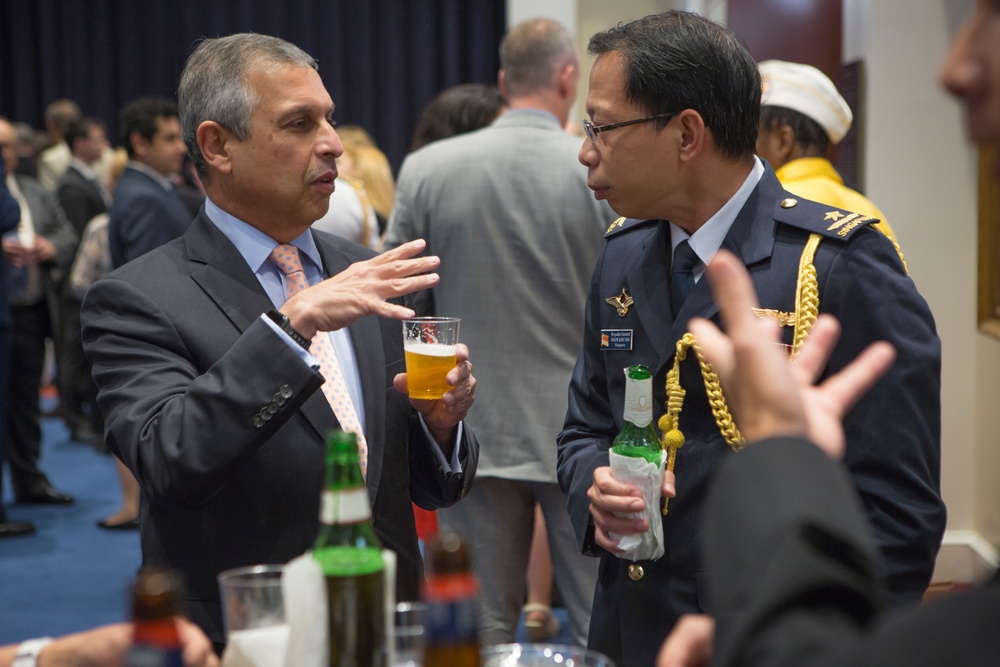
[588,10,760,162]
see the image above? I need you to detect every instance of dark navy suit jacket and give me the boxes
[82,213,478,645]
[108,165,191,268]
[57,164,107,235]
[0,161,20,327]
[557,166,943,667]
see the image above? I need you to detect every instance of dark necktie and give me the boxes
[670,240,699,318]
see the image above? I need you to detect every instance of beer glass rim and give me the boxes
[217,564,285,587]
[403,317,459,324]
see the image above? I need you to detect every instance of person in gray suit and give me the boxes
[385,18,612,647]
[0,116,77,506]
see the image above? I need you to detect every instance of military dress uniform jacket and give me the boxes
[81,213,479,645]
[556,166,944,667]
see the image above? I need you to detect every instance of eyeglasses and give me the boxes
[582,111,679,143]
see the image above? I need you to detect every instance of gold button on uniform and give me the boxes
[780,198,798,208]
[628,564,644,581]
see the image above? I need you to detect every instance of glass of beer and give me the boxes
[403,317,460,400]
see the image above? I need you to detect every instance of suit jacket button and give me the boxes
[628,564,644,581]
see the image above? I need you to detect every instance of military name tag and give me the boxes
[600,329,633,350]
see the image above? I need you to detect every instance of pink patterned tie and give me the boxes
[269,244,368,478]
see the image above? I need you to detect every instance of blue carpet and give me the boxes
[0,416,575,647]
[0,417,141,644]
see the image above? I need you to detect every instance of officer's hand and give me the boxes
[588,466,675,553]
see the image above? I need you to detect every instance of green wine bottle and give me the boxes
[313,430,387,667]
[611,365,663,464]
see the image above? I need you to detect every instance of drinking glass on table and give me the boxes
[394,601,427,666]
[402,317,460,400]
[218,565,288,667]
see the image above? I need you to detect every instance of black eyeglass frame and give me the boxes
[582,111,679,143]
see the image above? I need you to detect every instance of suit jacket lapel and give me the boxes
[184,214,340,446]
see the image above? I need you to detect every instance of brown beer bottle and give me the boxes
[313,430,387,667]
[125,568,185,667]
[422,532,480,667]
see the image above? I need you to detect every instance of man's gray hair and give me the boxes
[499,18,577,98]
[178,33,317,176]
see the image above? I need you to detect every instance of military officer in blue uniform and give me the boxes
[557,11,944,667]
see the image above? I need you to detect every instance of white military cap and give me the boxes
[758,60,853,144]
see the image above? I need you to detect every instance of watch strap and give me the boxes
[266,309,312,350]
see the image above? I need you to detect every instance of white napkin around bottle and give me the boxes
[281,550,397,667]
[608,449,667,561]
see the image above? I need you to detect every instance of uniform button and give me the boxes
[780,197,798,208]
[628,564,644,581]
[280,385,292,399]
[274,392,286,406]
[253,415,264,428]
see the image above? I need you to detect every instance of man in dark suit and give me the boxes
[56,117,110,444]
[57,118,110,234]
[556,11,943,666]
[0,139,36,537]
[81,33,479,646]
[0,116,77,507]
[107,97,191,269]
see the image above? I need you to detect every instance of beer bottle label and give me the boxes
[320,488,372,525]
[622,372,653,428]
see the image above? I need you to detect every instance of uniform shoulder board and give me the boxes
[605,217,659,239]
[773,196,879,242]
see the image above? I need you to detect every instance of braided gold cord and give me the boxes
[656,235,828,500]
[791,233,822,358]
[662,334,744,454]
[889,237,909,275]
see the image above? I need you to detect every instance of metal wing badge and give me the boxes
[605,288,634,318]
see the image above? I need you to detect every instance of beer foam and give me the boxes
[404,342,457,356]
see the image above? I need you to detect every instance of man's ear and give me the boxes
[676,109,707,162]
[773,124,797,161]
[559,62,578,100]
[129,130,150,158]
[498,69,508,100]
[197,121,232,175]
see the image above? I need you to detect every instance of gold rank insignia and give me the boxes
[752,307,796,326]
[824,210,846,223]
[605,217,626,234]
[606,288,634,317]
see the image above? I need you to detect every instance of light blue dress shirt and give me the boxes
[203,198,460,470]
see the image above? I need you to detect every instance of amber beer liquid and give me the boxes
[403,317,460,401]
[404,343,457,400]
